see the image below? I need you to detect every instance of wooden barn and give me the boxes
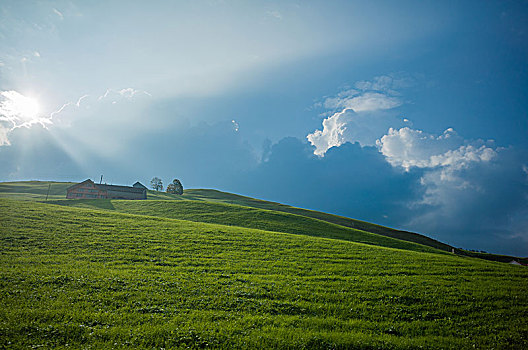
[66,179,147,200]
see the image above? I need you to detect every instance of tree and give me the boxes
[166,178,183,195]
[150,177,163,191]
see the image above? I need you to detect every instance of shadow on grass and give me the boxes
[46,199,116,210]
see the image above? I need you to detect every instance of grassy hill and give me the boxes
[47,199,444,255]
[1,198,527,349]
[0,180,75,200]
[181,189,454,253]
[0,181,452,253]
[1,181,525,264]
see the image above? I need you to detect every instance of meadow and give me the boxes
[0,181,461,253]
[0,182,527,349]
[48,199,443,255]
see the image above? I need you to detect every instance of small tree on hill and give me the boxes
[166,178,183,195]
[150,177,163,191]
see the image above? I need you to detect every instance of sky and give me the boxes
[1,0,527,256]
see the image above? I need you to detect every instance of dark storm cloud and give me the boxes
[406,147,528,255]
[234,138,423,227]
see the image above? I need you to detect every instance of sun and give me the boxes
[0,90,41,126]
[17,96,39,122]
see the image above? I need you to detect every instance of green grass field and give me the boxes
[178,189,454,253]
[0,181,459,253]
[1,181,524,263]
[47,199,445,255]
[1,181,527,348]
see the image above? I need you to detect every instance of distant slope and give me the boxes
[48,199,445,254]
[0,180,74,200]
[181,189,454,252]
[1,198,527,349]
[180,189,528,263]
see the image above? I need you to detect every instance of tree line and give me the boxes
[150,177,183,195]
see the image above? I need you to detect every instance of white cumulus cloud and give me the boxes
[374,125,528,253]
[306,76,527,254]
[307,75,409,156]
[307,108,352,156]
[376,127,496,171]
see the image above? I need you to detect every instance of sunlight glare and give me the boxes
[0,90,43,126]
[10,92,39,122]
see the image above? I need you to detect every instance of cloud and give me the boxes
[0,90,88,147]
[53,8,64,20]
[306,108,351,156]
[412,147,528,255]
[232,137,421,226]
[126,120,257,189]
[376,127,496,170]
[0,125,10,146]
[323,92,401,113]
[306,72,528,254]
[0,87,157,180]
[51,87,150,123]
[47,94,90,126]
[307,75,410,156]
[98,88,151,101]
[0,87,151,148]
[47,88,154,159]
[306,106,406,156]
[118,88,151,98]
[306,75,528,254]
[320,74,414,112]
[249,135,528,255]
[354,74,415,95]
[376,126,528,254]
[231,119,239,132]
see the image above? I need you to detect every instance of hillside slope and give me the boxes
[0,181,452,252]
[48,199,444,254]
[1,181,525,263]
[1,198,527,349]
[182,189,454,252]
[181,189,528,263]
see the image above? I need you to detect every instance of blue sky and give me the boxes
[1,0,527,255]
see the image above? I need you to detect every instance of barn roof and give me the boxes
[133,182,147,189]
[96,183,144,193]
[66,179,94,191]
[66,179,145,193]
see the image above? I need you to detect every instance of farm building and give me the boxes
[66,179,147,200]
